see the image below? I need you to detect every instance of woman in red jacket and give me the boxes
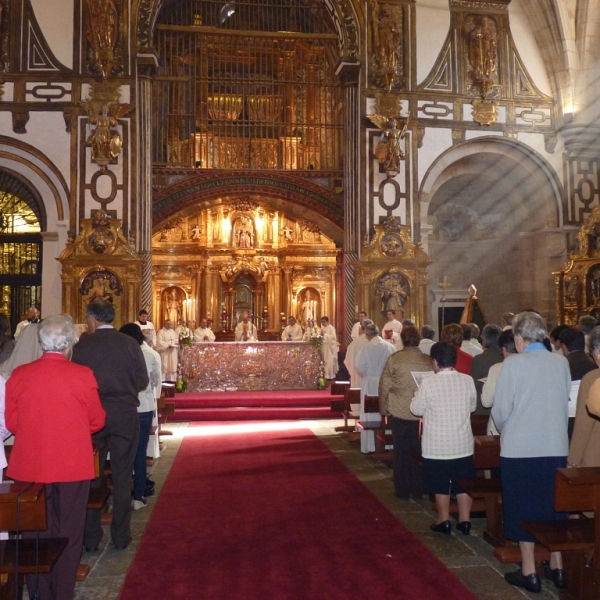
[6,315,105,600]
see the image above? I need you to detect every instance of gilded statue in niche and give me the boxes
[467,15,498,98]
[234,216,254,249]
[368,114,408,178]
[376,272,409,316]
[87,0,121,78]
[79,269,122,304]
[370,0,403,91]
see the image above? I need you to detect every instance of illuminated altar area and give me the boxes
[179,342,322,392]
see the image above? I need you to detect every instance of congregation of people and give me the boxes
[2,301,600,597]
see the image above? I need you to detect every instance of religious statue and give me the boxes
[281,223,294,242]
[368,114,408,178]
[370,0,402,91]
[190,223,201,240]
[300,290,318,324]
[81,101,134,170]
[87,0,119,78]
[234,217,254,249]
[467,15,498,98]
[376,274,408,316]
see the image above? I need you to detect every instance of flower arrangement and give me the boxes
[308,334,323,350]
[175,375,187,393]
[316,360,327,389]
[178,326,192,346]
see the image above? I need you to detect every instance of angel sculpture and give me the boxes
[368,114,408,178]
[81,101,134,170]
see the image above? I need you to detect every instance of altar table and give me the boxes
[179,341,322,392]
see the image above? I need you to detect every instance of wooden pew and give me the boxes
[330,381,349,412]
[519,468,600,600]
[335,388,361,435]
[0,482,67,600]
[158,386,175,437]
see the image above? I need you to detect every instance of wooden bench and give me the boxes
[0,482,67,600]
[157,388,175,437]
[335,388,361,435]
[330,381,350,412]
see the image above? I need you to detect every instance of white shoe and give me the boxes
[132,498,147,510]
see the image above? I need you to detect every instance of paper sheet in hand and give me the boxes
[569,380,580,418]
[412,371,435,388]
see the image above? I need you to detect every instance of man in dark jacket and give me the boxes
[72,298,149,551]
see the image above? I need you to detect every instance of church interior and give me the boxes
[1,0,600,597]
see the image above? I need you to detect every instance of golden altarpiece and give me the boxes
[58,212,143,329]
[151,197,339,333]
[354,217,430,330]
[555,206,600,325]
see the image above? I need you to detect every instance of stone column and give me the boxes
[336,60,361,344]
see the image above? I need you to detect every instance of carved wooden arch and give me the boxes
[135,0,362,59]
[152,171,344,245]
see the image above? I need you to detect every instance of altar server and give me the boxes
[156,319,179,381]
[135,309,157,347]
[194,318,216,343]
[344,319,373,388]
[282,316,303,341]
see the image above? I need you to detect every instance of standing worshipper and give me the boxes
[234,312,258,341]
[344,319,373,388]
[72,298,148,552]
[7,315,105,600]
[0,322,42,380]
[320,316,339,380]
[355,323,395,453]
[135,309,157,347]
[441,323,473,374]
[379,326,434,499]
[14,306,40,339]
[282,316,304,341]
[119,323,161,510]
[194,318,216,342]
[492,311,570,593]
[418,325,436,355]
[410,341,476,535]
[156,319,179,381]
[470,324,503,413]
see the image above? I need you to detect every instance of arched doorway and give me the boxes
[419,138,564,325]
[0,171,45,332]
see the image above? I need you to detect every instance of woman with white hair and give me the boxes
[6,315,106,600]
[492,311,570,593]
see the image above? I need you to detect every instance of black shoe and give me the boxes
[542,562,566,589]
[456,521,471,535]
[114,542,130,551]
[505,569,541,593]
[84,546,99,553]
[430,520,452,534]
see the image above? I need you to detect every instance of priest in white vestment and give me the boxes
[320,317,339,379]
[135,309,157,347]
[156,320,179,381]
[282,316,304,341]
[234,313,258,341]
[194,318,216,343]
[355,323,395,453]
[344,319,373,389]
[350,311,368,341]
[381,310,403,344]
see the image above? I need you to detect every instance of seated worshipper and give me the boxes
[234,313,258,342]
[0,321,42,380]
[0,314,14,366]
[569,326,600,471]
[135,309,156,347]
[470,324,503,413]
[193,318,216,343]
[351,311,367,341]
[481,329,517,435]
[6,315,105,600]
[355,323,395,453]
[411,341,476,535]
[558,327,597,436]
[460,323,483,357]
[320,317,339,380]
[381,310,402,344]
[13,306,40,339]
[418,325,435,355]
[441,323,472,374]
[120,323,161,510]
[282,316,303,341]
[379,326,434,499]
[156,319,179,381]
[492,311,570,593]
[302,318,320,341]
[344,319,373,389]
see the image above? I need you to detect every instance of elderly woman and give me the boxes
[6,315,106,600]
[492,312,570,593]
[410,341,476,534]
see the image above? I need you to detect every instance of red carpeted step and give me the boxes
[173,406,343,421]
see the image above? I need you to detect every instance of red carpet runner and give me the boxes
[119,425,478,599]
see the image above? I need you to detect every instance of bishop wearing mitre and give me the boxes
[234,313,258,342]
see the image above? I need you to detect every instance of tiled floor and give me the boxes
[65,420,559,600]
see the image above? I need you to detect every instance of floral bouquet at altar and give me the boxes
[177,325,192,346]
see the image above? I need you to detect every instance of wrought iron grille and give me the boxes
[153,0,343,171]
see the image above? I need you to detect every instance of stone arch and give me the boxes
[135,0,361,58]
[152,171,344,245]
[419,137,565,325]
